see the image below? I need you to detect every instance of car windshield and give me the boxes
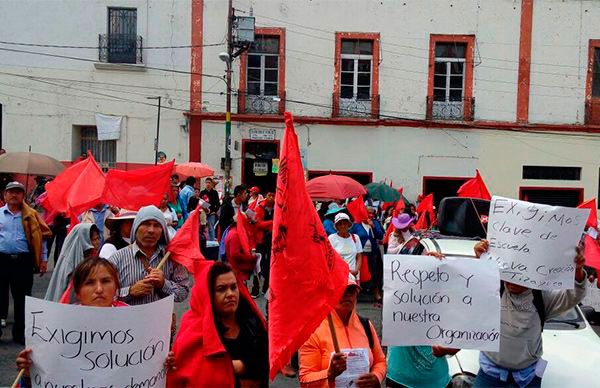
[545,307,584,330]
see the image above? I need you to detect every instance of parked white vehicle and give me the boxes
[399,234,600,387]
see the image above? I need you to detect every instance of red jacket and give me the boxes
[252,202,273,245]
[167,261,266,387]
[225,225,257,281]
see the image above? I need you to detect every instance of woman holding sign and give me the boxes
[299,275,386,387]
[472,240,587,387]
[168,261,268,387]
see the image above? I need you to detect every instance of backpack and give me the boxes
[358,315,374,350]
[500,283,546,330]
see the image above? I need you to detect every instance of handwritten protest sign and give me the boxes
[482,196,589,290]
[25,295,174,388]
[383,255,500,351]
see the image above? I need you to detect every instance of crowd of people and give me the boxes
[0,172,595,388]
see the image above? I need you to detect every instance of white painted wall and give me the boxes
[0,0,193,164]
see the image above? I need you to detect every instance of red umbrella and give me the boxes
[306,174,367,200]
[175,162,214,178]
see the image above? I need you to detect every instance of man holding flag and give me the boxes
[107,205,191,305]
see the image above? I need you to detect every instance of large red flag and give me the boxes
[347,195,369,223]
[166,206,204,273]
[269,112,349,379]
[45,154,106,215]
[457,170,492,200]
[414,193,436,230]
[103,160,174,210]
[236,209,254,254]
[584,234,600,270]
[577,198,598,229]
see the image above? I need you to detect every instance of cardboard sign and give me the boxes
[383,255,500,351]
[483,196,589,290]
[25,296,174,388]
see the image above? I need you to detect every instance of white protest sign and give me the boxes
[383,255,500,351]
[482,196,589,290]
[25,295,174,388]
[582,279,600,311]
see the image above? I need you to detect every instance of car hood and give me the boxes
[448,323,600,387]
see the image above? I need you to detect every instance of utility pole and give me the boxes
[224,0,233,197]
[147,96,162,165]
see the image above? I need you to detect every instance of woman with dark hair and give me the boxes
[44,223,101,301]
[168,261,268,387]
[99,210,136,258]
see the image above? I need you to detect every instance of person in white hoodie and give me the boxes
[472,240,586,387]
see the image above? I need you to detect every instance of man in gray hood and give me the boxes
[107,205,190,305]
[472,240,586,387]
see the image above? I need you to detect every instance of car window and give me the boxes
[546,307,584,330]
[400,238,426,255]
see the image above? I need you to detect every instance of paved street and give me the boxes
[1,267,598,387]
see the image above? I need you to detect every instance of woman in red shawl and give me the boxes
[168,261,268,387]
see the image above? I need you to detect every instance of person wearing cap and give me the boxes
[387,213,416,254]
[299,275,386,387]
[0,181,51,343]
[328,213,363,278]
[247,186,263,211]
[79,203,119,246]
[157,151,167,164]
[99,210,137,259]
[107,205,191,305]
[322,205,346,236]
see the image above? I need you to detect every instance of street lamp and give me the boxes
[146,96,162,165]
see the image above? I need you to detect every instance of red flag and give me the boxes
[236,210,254,254]
[66,206,80,235]
[103,160,174,210]
[166,206,204,273]
[347,195,369,223]
[45,154,106,215]
[269,112,349,379]
[578,198,598,229]
[584,234,600,270]
[415,193,436,230]
[457,170,492,200]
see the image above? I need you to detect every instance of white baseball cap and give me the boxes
[334,212,351,225]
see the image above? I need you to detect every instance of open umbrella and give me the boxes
[175,162,214,178]
[0,152,65,176]
[365,182,401,202]
[306,174,366,200]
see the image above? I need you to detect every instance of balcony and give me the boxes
[239,91,285,115]
[98,33,143,64]
[333,94,380,119]
[426,96,474,121]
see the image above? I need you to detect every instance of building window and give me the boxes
[238,28,285,115]
[99,8,142,64]
[520,187,583,208]
[333,32,380,118]
[585,40,600,124]
[427,35,474,121]
[80,127,116,170]
[522,166,581,180]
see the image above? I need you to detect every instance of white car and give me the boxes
[400,234,600,387]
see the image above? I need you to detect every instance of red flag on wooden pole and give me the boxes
[457,170,492,200]
[577,198,598,229]
[165,206,204,273]
[584,234,600,270]
[414,193,436,230]
[347,195,369,223]
[103,160,175,210]
[269,112,349,379]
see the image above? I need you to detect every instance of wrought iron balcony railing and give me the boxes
[426,96,475,121]
[333,94,380,119]
[99,34,143,64]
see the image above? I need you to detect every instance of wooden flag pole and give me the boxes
[327,313,341,353]
[11,369,24,388]
[156,251,171,270]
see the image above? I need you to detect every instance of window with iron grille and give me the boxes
[104,7,139,64]
[80,127,116,170]
[433,43,466,103]
[340,39,373,100]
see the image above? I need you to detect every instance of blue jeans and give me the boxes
[474,369,542,388]
[207,214,217,241]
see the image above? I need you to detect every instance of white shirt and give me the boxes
[328,233,363,272]
[162,208,178,240]
[99,237,131,259]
